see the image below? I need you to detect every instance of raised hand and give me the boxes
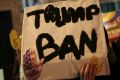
[23,49,44,80]
[80,63,96,80]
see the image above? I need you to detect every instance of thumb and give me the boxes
[39,58,44,69]
[40,58,44,64]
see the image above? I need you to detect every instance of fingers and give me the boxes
[80,63,96,80]
[80,64,86,79]
[92,65,96,80]
[84,64,90,80]
[39,58,44,65]
[88,64,94,80]
[23,49,37,70]
[23,49,42,80]
[39,58,44,71]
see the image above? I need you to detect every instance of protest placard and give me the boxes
[21,0,110,79]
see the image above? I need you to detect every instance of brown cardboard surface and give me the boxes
[21,0,110,80]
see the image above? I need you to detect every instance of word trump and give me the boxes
[27,4,100,29]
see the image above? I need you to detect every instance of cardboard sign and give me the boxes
[21,0,110,80]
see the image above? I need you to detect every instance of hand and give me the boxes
[23,49,44,80]
[80,63,96,80]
